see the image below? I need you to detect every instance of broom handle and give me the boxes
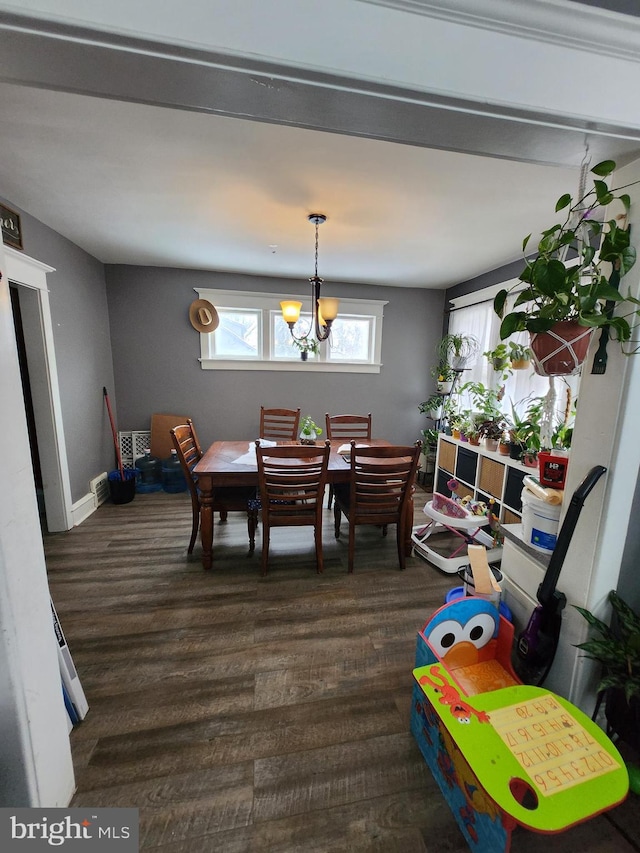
[103,387,125,480]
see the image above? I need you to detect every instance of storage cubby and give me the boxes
[434,436,532,523]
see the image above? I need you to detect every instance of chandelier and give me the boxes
[280,213,339,343]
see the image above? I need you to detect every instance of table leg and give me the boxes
[199,488,214,570]
[404,492,414,556]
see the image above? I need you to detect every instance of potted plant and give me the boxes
[508,341,531,370]
[574,590,640,751]
[420,427,439,476]
[292,336,320,361]
[437,333,480,370]
[431,362,456,394]
[299,415,322,444]
[494,160,639,376]
[483,343,511,376]
[478,417,506,452]
[419,393,444,421]
[507,397,542,462]
[464,415,482,446]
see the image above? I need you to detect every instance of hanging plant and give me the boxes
[494,160,639,374]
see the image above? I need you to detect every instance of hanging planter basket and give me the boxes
[529,321,594,377]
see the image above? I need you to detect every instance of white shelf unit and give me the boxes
[434,435,533,524]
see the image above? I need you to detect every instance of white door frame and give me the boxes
[6,247,73,531]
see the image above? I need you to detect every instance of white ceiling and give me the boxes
[1,0,640,290]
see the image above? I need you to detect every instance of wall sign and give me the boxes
[1,203,23,250]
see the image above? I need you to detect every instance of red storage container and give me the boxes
[538,449,569,489]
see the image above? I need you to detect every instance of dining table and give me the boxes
[193,439,414,570]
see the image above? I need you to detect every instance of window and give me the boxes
[195,288,386,373]
[447,283,580,436]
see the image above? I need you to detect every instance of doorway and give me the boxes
[9,283,46,529]
[5,248,73,532]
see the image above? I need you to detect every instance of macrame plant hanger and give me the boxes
[539,145,590,449]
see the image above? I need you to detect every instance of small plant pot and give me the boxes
[300,351,308,361]
[498,442,510,456]
[437,381,453,394]
[509,443,524,461]
[451,429,461,440]
[511,358,531,370]
[469,435,480,446]
[485,438,499,452]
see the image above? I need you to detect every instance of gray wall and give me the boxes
[105,265,444,449]
[1,195,116,503]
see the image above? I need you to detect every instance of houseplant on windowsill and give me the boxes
[494,160,639,376]
[299,415,322,444]
[574,590,640,751]
[293,336,320,361]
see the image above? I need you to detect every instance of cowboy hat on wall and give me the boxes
[189,299,219,333]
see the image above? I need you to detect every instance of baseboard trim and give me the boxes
[71,491,96,527]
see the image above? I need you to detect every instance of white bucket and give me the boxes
[521,487,561,553]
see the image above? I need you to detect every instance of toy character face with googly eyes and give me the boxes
[424,598,500,669]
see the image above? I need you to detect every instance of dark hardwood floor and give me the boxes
[44,486,639,852]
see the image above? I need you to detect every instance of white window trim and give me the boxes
[194,287,387,373]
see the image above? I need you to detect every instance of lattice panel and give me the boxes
[118,431,151,469]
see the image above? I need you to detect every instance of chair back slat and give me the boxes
[325,413,372,442]
[260,407,301,441]
[256,442,330,521]
[170,419,202,499]
[348,443,421,523]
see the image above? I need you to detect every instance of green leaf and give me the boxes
[532,258,568,296]
[493,289,508,318]
[619,193,631,211]
[499,313,527,339]
[573,605,612,637]
[610,590,640,636]
[522,234,531,253]
[519,265,533,284]
[595,283,625,301]
[594,180,614,206]
[555,193,572,212]
[620,245,637,276]
[591,160,616,177]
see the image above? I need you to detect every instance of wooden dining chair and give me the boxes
[170,420,258,555]
[324,413,372,508]
[333,441,421,573]
[255,440,331,576]
[259,407,301,441]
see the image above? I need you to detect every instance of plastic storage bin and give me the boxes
[162,449,188,493]
[135,449,163,493]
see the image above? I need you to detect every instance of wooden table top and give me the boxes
[194,439,392,481]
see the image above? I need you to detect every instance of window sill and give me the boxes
[199,358,382,374]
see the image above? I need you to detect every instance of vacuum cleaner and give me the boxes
[515,464,607,685]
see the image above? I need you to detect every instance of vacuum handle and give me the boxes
[537,465,607,607]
